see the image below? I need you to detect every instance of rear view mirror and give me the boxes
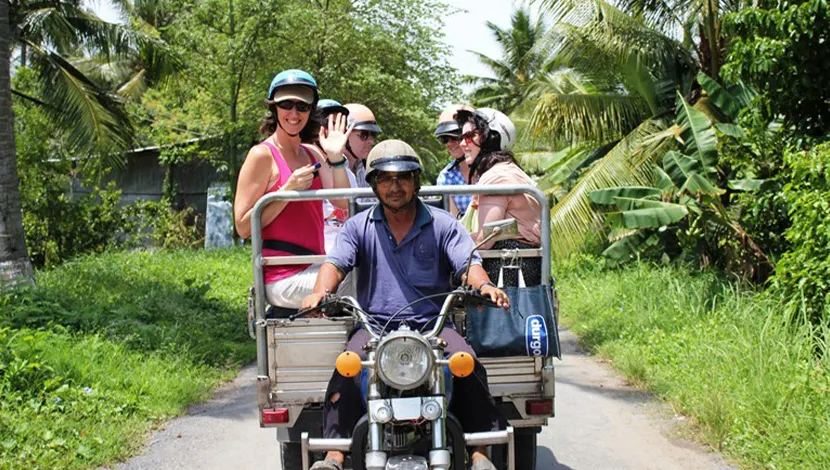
[482,218,518,243]
[463,218,519,284]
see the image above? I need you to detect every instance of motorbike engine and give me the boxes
[383,421,431,455]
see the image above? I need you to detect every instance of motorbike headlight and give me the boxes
[375,330,434,390]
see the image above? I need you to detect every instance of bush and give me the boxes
[559,261,830,468]
[0,247,254,469]
[773,142,830,324]
[22,183,125,268]
[120,200,204,250]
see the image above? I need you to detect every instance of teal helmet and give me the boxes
[267,69,319,103]
[317,99,349,118]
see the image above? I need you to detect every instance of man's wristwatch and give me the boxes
[478,281,497,290]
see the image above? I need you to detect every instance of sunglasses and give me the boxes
[375,172,415,186]
[439,135,461,145]
[460,130,479,144]
[275,100,312,113]
[357,130,376,141]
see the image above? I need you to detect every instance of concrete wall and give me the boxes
[72,148,225,215]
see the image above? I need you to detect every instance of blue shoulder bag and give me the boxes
[466,265,561,359]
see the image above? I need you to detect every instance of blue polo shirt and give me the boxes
[326,200,482,327]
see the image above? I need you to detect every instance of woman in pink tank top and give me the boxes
[234,69,354,309]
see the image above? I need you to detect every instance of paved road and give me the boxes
[106,330,734,470]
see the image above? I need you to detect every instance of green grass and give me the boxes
[0,248,255,469]
[557,257,830,469]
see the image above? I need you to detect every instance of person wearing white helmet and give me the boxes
[434,104,475,217]
[343,103,382,188]
[455,108,542,287]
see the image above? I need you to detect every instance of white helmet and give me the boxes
[476,108,516,151]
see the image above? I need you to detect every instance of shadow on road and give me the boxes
[538,446,575,470]
[556,329,653,406]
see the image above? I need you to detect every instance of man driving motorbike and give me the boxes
[301,139,509,470]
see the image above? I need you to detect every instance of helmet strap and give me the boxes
[468,153,484,184]
[275,113,301,138]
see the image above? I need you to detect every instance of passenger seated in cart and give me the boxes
[456,108,542,287]
[301,139,510,470]
[234,70,354,309]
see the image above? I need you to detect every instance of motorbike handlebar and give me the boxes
[292,288,496,341]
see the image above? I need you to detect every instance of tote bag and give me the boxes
[466,267,561,359]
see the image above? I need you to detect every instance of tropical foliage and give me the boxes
[464,8,552,115]
[3,0,460,273]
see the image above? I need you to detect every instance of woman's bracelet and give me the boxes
[326,156,348,168]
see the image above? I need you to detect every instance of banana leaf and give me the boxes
[663,150,701,187]
[606,200,689,228]
[697,72,743,121]
[602,231,660,262]
[676,92,717,170]
[589,186,662,205]
[679,172,725,197]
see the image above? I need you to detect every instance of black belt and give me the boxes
[263,240,320,256]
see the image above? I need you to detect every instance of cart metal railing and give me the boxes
[249,184,551,388]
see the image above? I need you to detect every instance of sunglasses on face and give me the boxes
[357,130,375,142]
[460,130,479,144]
[275,100,312,113]
[375,172,415,186]
[439,135,461,145]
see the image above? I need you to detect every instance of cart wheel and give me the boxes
[280,441,304,470]
[492,427,537,470]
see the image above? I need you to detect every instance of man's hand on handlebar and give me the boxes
[300,292,328,317]
[480,283,510,309]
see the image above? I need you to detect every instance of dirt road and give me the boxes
[107,330,734,470]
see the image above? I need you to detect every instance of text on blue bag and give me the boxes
[525,314,549,357]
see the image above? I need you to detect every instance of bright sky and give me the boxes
[442,0,541,82]
[84,0,541,88]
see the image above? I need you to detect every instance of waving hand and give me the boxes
[318,113,355,160]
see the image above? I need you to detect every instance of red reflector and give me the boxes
[526,399,553,416]
[262,408,289,424]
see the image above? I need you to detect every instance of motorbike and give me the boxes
[296,219,519,470]
[296,287,515,470]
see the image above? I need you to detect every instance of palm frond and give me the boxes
[542,1,697,99]
[529,92,651,144]
[27,41,133,164]
[467,51,514,81]
[548,118,676,259]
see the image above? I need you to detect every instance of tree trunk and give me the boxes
[0,0,34,286]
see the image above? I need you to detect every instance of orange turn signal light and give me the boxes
[335,351,362,377]
[448,352,475,378]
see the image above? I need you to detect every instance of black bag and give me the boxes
[466,266,561,358]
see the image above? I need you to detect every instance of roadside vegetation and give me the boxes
[0,248,252,469]
[1,0,829,469]
[558,257,830,469]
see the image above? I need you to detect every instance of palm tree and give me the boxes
[531,0,755,260]
[1,0,174,283]
[464,8,550,115]
[529,0,700,257]
[0,0,31,285]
